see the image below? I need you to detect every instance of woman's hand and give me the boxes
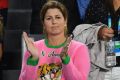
[23,32,39,60]
[98,27,114,41]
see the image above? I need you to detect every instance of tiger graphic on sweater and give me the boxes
[37,63,62,80]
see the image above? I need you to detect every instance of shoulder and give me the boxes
[34,39,45,46]
[71,40,87,48]
[69,40,89,56]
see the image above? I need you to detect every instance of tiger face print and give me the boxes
[37,63,62,80]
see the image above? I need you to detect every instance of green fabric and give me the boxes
[27,56,39,66]
[115,45,120,48]
[62,55,70,64]
[45,38,66,48]
[115,41,120,48]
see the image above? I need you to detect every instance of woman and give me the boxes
[19,1,90,80]
[31,0,82,34]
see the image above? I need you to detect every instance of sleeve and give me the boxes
[19,51,37,80]
[62,44,90,80]
[27,56,39,66]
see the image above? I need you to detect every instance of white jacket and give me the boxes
[73,23,111,80]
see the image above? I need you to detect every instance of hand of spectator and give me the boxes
[98,27,114,41]
[23,32,39,60]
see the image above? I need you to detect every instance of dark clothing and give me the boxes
[85,0,120,27]
[63,0,82,34]
[85,0,108,24]
[0,37,2,43]
[0,8,8,27]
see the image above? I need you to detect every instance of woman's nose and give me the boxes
[52,18,57,24]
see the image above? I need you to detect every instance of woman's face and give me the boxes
[43,8,67,36]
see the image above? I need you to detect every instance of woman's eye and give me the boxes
[56,16,61,19]
[46,17,51,20]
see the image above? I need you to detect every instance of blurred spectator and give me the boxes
[0,0,8,27]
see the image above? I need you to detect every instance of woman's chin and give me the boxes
[50,32,61,36]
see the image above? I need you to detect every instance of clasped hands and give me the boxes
[23,32,72,61]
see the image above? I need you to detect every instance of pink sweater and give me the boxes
[19,40,90,80]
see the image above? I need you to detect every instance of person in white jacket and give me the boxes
[73,23,116,80]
